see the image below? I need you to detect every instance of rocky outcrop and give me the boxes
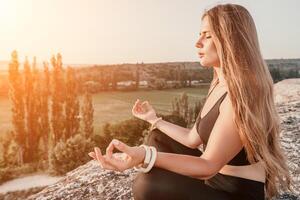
[27,162,137,200]
[27,79,300,200]
[274,79,300,198]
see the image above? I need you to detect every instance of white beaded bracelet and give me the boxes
[144,146,157,173]
[134,146,157,173]
[134,145,151,170]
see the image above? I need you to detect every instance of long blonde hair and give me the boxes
[202,4,292,199]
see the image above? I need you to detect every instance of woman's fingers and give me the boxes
[106,140,134,171]
[145,101,152,109]
[106,140,116,158]
[132,102,139,113]
[104,155,128,172]
[94,147,117,170]
[88,152,97,160]
[132,99,141,113]
[91,140,135,172]
[111,139,133,156]
[133,99,148,115]
[136,99,143,112]
[89,151,116,169]
[94,147,105,167]
[141,102,149,112]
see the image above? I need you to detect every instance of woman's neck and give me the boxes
[214,67,227,86]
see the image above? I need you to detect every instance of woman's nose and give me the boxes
[195,38,203,48]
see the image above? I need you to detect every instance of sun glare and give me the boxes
[0,0,18,29]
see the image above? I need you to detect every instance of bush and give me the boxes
[95,117,149,152]
[0,131,20,168]
[48,134,95,175]
[96,114,187,152]
[171,93,205,128]
[0,167,13,184]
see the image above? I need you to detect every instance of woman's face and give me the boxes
[195,16,220,67]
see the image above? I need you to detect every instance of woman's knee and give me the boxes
[144,129,202,156]
[144,129,176,153]
[132,173,154,200]
[145,129,165,146]
[132,169,185,200]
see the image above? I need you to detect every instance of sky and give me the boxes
[0,0,299,65]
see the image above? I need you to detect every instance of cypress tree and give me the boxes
[23,56,42,162]
[65,67,80,140]
[51,54,65,144]
[111,66,117,90]
[40,62,50,161]
[135,63,140,89]
[31,57,43,161]
[82,88,94,138]
[8,50,26,165]
[23,57,33,162]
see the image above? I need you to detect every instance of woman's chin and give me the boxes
[199,59,210,67]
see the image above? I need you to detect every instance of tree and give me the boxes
[171,92,205,127]
[176,65,182,88]
[82,89,94,138]
[269,68,281,83]
[172,92,188,119]
[23,57,40,162]
[23,57,33,161]
[111,66,117,90]
[8,50,26,165]
[0,131,17,167]
[32,58,44,161]
[135,63,140,89]
[51,54,65,144]
[65,67,80,140]
[48,134,95,175]
[40,62,51,162]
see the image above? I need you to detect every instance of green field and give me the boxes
[0,87,209,135]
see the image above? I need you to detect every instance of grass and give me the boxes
[0,87,209,135]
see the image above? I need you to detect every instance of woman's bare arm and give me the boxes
[132,99,202,149]
[152,119,203,149]
[153,96,243,180]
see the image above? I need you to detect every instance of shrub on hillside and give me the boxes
[95,117,149,151]
[0,137,19,167]
[95,114,187,152]
[48,134,95,175]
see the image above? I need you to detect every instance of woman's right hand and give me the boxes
[132,99,158,123]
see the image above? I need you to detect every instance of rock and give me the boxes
[275,79,300,199]
[28,79,300,200]
[27,161,137,200]
[0,186,45,200]
[274,78,300,104]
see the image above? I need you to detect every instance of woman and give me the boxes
[88,3,291,200]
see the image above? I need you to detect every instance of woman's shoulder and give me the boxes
[219,90,234,116]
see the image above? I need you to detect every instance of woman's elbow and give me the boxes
[187,139,202,149]
[187,142,199,149]
[195,161,220,180]
[196,171,218,180]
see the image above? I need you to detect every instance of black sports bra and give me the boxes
[196,90,251,166]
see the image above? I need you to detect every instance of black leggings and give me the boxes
[132,129,265,200]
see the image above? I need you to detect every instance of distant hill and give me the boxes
[1,58,299,71]
[0,61,91,73]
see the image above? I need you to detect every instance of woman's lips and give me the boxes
[198,53,204,58]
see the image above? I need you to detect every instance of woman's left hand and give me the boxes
[88,139,146,172]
